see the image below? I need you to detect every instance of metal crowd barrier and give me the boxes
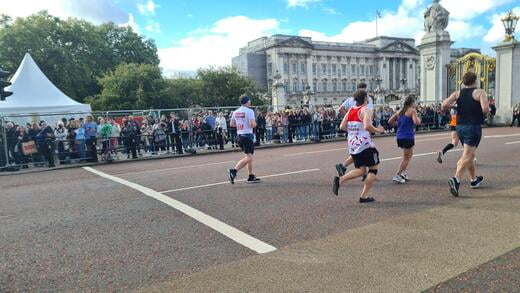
[0,102,451,172]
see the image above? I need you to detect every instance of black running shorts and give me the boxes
[237,134,255,154]
[351,147,380,168]
[397,139,415,149]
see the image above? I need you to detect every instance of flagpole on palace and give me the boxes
[376,10,381,37]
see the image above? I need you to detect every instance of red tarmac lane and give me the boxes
[0,127,519,291]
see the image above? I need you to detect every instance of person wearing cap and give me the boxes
[227,95,261,184]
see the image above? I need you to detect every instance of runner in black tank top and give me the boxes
[441,72,489,197]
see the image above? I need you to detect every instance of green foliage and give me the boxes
[86,63,167,110]
[0,11,265,110]
[196,66,263,107]
[0,11,159,102]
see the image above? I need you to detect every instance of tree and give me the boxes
[0,11,159,102]
[86,63,167,110]
[196,66,265,107]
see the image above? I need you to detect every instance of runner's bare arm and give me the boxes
[249,119,257,129]
[442,91,458,111]
[478,89,489,114]
[388,112,399,126]
[363,108,384,133]
[339,112,349,131]
[339,105,347,116]
[230,117,236,128]
[411,108,422,125]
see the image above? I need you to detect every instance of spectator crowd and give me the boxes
[0,102,471,171]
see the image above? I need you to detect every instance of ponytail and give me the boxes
[399,95,416,116]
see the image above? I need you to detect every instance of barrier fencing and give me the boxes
[0,101,452,171]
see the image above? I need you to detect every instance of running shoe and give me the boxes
[228,169,237,184]
[359,197,376,203]
[335,163,346,177]
[448,177,460,197]
[393,175,406,184]
[246,175,261,184]
[400,173,409,181]
[436,151,443,164]
[470,176,484,189]
[333,176,340,196]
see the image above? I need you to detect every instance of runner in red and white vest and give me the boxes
[333,89,385,203]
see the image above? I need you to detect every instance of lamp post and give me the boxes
[304,83,313,107]
[374,75,384,105]
[399,76,408,100]
[502,10,519,42]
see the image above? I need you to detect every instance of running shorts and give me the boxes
[351,147,380,168]
[456,124,482,147]
[397,139,415,149]
[237,134,255,154]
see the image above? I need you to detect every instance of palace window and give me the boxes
[342,64,347,76]
[332,81,337,92]
[301,80,306,91]
[293,80,298,92]
[283,63,289,74]
[267,63,273,75]
[342,81,347,92]
[332,64,337,75]
[360,65,365,75]
[312,63,317,74]
[322,80,328,92]
[313,80,318,92]
[322,64,327,75]
[292,63,297,74]
[301,63,305,74]
[351,64,356,75]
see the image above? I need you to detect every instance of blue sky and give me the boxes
[1,0,519,75]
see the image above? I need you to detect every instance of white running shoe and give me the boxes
[393,175,406,184]
[400,173,409,181]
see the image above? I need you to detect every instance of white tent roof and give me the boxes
[0,53,91,115]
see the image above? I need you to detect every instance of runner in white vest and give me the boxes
[228,95,261,184]
[336,82,374,180]
[333,89,385,202]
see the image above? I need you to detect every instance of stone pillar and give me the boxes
[271,76,286,111]
[418,31,452,102]
[493,40,520,125]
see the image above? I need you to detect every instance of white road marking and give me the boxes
[114,161,235,176]
[484,134,520,138]
[160,169,320,194]
[83,167,277,254]
[284,148,345,157]
[415,133,451,138]
[415,137,452,142]
[380,149,463,162]
[505,141,520,145]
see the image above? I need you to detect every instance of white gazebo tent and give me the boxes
[0,53,92,125]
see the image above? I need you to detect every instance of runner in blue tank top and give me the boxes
[388,96,421,184]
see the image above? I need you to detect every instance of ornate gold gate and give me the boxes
[448,52,496,96]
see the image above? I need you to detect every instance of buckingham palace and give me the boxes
[232,35,423,106]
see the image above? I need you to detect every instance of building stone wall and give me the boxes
[232,35,421,106]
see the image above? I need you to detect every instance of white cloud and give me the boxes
[299,8,423,44]
[441,0,515,21]
[322,7,340,15]
[484,7,520,43]
[138,0,158,16]
[298,0,513,46]
[287,0,322,8]
[145,21,161,33]
[120,13,140,33]
[159,16,280,74]
[0,0,128,24]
